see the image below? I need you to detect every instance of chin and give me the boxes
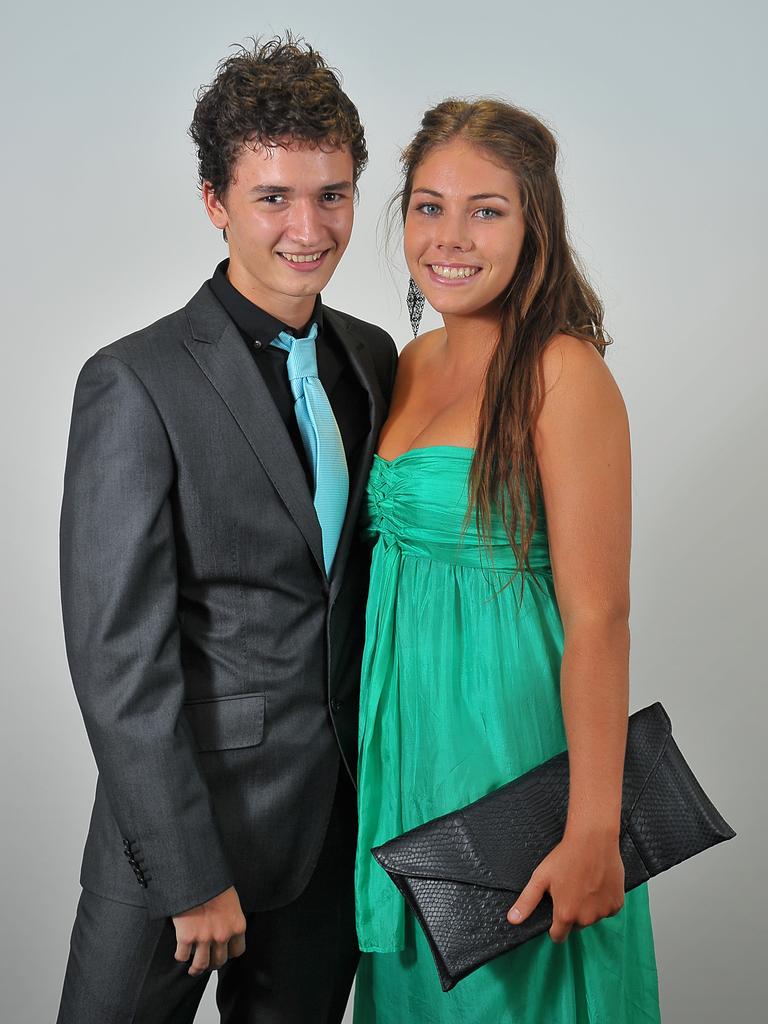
[426,296,485,318]
[273,271,321,293]
[433,284,508,318]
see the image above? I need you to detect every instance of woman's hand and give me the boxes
[507,830,625,943]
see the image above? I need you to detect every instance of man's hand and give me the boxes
[172,886,247,976]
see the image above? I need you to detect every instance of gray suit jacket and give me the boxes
[60,283,397,919]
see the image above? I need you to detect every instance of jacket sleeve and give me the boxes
[60,352,234,918]
[386,333,398,403]
[375,328,399,404]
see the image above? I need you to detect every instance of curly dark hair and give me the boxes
[189,34,368,198]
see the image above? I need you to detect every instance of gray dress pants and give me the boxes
[56,772,358,1024]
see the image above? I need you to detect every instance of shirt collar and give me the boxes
[208,259,324,348]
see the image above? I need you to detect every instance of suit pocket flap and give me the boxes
[183,692,265,752]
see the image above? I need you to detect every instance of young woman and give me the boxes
[353,100,661,1022]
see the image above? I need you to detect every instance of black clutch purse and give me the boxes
[372,702,735,991]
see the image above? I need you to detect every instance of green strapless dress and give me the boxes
[354,447,660,1023]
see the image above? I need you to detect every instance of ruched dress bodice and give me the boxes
[353,446,660,1024]
[365,445,552,571]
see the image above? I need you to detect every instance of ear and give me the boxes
[202,181,229,232]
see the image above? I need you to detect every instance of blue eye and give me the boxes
[475,207,501,219]
[416,202,441,216]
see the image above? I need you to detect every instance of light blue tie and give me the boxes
[271,323,349,574]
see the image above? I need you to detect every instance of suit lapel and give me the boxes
[183,286,326,579]
[324,307,388,600]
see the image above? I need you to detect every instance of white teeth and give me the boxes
[281,251,324,263]
[430,264,479,279]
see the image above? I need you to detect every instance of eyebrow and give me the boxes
[412,187,510,203]
[248,180,353,196]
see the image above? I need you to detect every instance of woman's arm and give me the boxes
[508,332,631,941]
[537,332,632,839]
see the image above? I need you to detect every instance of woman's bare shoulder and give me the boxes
[537,332,627,444]
[540,332,616,396]
[399,327,444,357]
[393,328,444,379]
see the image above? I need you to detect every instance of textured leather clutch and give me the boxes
[372,702,735,991]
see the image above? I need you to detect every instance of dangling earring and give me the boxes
[406,277,425,337]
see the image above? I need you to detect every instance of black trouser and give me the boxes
[56,771,359,1024]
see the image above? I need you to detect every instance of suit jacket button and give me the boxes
[331,699,342,712]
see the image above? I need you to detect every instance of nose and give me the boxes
[286,198,323,247]
[435,211,472,253]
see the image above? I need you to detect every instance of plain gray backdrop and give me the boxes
[1,1,765,1021]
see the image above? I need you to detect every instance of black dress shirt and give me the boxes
[207,260,361,488]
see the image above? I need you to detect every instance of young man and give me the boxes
[57,37,397,1024]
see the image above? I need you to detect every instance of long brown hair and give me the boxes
[395,99,609,583]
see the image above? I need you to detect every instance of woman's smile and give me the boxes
[426,262,483,283]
